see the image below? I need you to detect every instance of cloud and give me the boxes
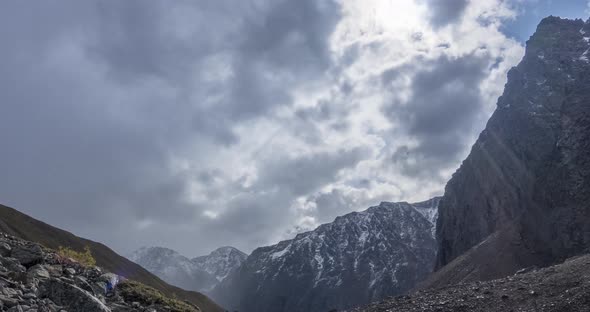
[383,53,493,176]
[425,0,469,27]
[0,0,525,256]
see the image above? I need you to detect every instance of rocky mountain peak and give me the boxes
[129,245,246,293]
[192,247,247,283]
[211,198,440,312]
[433,15,590,283]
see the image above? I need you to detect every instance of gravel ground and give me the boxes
[348,254,590,312]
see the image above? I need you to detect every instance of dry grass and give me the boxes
[57,246,97,267]
[117,280,201,312]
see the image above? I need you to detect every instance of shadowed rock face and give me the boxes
[435,16,590,281]
[212,199,440,312]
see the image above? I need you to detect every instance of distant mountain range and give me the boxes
[211,198,440,312]
[129,246,247,293]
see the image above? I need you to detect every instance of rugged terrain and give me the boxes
[129,246,246,292]
[433,16,590,284]
[212,199,439,312]
[0,232,205,312]
[349,253,590,312]
[192,247,247,285]
[0,204,222,312]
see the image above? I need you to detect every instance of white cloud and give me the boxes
[0,0,528,255]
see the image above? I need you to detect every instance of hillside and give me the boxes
[0,203,223,312]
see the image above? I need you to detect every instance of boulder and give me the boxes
[0,295,19,308]
[28,265,50,279]
[0,242,12,257]
[11,245,43,268]
[39,278,111,312]
[0,257,26,273]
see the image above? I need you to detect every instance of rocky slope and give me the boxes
[434,16,590,284]
[0,232,205,312]
[349,253,590,312]
[211,199,439,312]
[0,203,223,312]
[129,247,246,292]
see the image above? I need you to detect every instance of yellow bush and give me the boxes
[57,246,97,267]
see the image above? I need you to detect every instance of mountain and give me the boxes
[350,253,590,312]
[129,246,246,292]
[430,16,590,286]
[211,199,440,312]
[129,247,219,292]
[0,203,223,312]
[192,246,248,283]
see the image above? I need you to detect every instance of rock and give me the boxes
[1,258,26,273]
[11,245,44,268]
[22,293,36,300]
[74,276,95,295]
[3,287,19,297]
[64,268,76,276]
[1,296,19,308]
[40,278,111,312]
[7,305,23,312]
[28,264,50,279]
[98,273,118,284]
[45,265,63,278]
[0,242,12,257]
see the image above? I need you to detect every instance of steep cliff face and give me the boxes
[435,17,590,278]
[212,200,439,312]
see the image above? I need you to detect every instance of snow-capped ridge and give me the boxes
[212,197,440,312]
[130,245,246,292]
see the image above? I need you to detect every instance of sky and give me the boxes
[0,0,588,257]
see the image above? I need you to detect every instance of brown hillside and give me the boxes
[0,203,223,312]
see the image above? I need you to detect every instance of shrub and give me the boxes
[57,246,97,267]
[117,280,199,312]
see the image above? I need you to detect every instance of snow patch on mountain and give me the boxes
[129,246,246,292]
[192,246,247,282]
[212,198,441,312]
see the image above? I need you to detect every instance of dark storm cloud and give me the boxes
[255,148,367,196]
[383,53,491,177]
[0,0,342,255]
[424,0,469,27]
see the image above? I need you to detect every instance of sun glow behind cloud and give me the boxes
[0,0,543,256]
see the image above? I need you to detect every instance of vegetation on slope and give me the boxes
[0,203,223,312]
